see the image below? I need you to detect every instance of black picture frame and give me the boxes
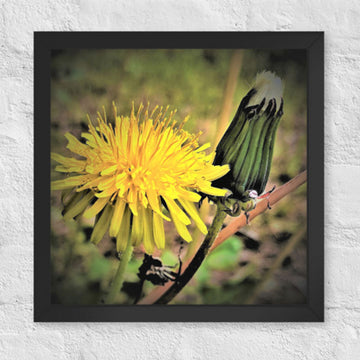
[35,31,324,322]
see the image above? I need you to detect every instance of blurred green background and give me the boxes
[51,49,307,305]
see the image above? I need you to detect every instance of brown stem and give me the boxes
[214,50,243,148]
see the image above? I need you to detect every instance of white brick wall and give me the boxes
[1,0,359,358]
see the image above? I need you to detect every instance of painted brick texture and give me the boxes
[1,0,359,358]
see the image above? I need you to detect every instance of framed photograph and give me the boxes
[35,32,324,321]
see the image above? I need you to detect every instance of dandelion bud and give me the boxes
[212,71,284,201]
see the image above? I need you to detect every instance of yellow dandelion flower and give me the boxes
[51,103,230,253]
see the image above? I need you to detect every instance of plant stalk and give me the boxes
[104,235,133,304]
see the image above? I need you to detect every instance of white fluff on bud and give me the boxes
[248,190,258,199]
[247,71,283,112]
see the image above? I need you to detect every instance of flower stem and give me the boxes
[154,202,227,304]
[105,235,133,304]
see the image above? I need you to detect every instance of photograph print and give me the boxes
[49,44,309,307]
